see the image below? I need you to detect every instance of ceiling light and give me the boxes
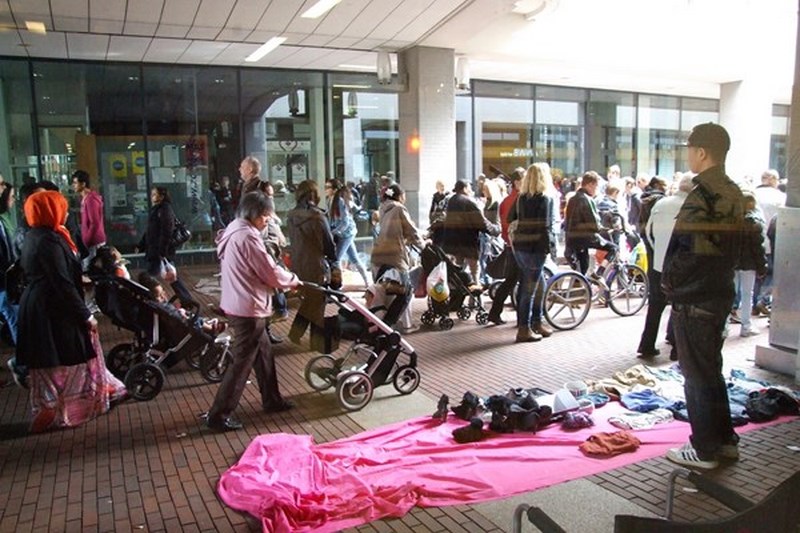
[339,64,376,71]
[376,51,392,85]
[245,37,287,62]
[300,0,341,19]
[512,0,558,21]
[25,21,47,35]
[332,84,372,89]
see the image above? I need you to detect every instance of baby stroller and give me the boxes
[302,282,420,411]
[89,265,232,401]
[419,244,489,330]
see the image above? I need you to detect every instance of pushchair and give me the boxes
[419,244,489,330]
[90,267,232,401]
[302,282,420,411]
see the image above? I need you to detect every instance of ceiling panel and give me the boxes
[224,0,270,32]
[9,0,50,18]
[394,0,466,42]
[185,26,220,40]
[368,0,429,40]
[51,0,89,32]
[313,0,370,36]
[89,0,127,31]
[125,0,164,26]
[142,37,191,62]
[325,36,362,49]
[92,18,125,34]
[156,24,189,39]
[19,32,69,59]
[240,44,297,67]
[177,40,230,64]
[53,16,89,33]
[339,0,402,38]
[124,22,159,37]
[193,0,235,29]
[66,33,110,60]
[352,37,394,51]
[107,35,152,62]
[0,32,27,56]
[272,46,331,68]
[209,42,258,65]
[159,0,201,27]
[300,34,336,47]
[215,28,253,42]
[307,49,370,69]
[255,0,302,33]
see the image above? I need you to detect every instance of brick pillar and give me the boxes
[398,46,456,228]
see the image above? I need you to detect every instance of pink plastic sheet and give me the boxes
[217,402,788,533]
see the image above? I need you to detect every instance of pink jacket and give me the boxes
[81,190,106,247]
[217,218,299,318]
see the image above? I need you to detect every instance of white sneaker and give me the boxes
[740,326,761,337]
[666,442,719,470]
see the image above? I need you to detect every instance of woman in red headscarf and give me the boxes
[15,190,125,432]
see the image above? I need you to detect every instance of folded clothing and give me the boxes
[579,431,641,457]
[608,407,674,430]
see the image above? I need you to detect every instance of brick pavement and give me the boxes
[1,264,798,532]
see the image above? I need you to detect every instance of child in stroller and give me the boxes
[88,250,232,401]
[419,244,489,330]
[302,282,420,411]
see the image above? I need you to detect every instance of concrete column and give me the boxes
[754,0,800,383]
[719,80,773,181]
[398,46,456,227]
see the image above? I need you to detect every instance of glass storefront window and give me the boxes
[0,59,37,191]
[455,95,473,183]
[476,95,534,179]
[535,86,587,179]
[770,104,789,177]
[637,94,680,177]
[587,90,636,177]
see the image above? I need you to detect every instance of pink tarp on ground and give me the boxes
[217,402,789,533]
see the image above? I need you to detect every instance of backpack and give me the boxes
[171,218,192,249]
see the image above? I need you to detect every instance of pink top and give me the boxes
[81,190,106,247]
[217,218,299,318]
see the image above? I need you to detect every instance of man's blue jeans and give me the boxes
[0,289,19,345]
[513,250,546,328]
[671,297,738,459]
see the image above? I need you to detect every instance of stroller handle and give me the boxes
[302,282,348,303]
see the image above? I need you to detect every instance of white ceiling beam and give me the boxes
[19,31,68,59]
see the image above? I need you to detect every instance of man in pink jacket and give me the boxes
[71,170,106,270]
[206,191,301,432]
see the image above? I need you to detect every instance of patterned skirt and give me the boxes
[28,330,127,433]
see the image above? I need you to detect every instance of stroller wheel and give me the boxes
[186,349,202,370]
[439,317,454,330]
[200,344,231,383]
[457,307,472,320]
[392,365,420,395]
[335,370,374,411]
[475,311,490,325]
[304,355,340,392]
[420,311,436,327]
[106,343,139,380]
[124,363,165,401]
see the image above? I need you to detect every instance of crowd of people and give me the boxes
[0,123,787,470]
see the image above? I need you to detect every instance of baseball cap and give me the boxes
[686,122,730,155]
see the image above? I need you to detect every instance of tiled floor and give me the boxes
[1,265,798,532]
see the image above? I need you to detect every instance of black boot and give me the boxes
[452,417,484,444]
[451,391,481,420]
[432,394,449,423]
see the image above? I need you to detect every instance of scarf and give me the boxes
[24,190,78,254]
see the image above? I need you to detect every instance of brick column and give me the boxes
[397,46,456,228]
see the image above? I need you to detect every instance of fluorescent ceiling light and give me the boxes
[25,21,47,34]
[333,84,372,89]
[301,0,341,19]
[338,64,376,71]
[245,37,287,62]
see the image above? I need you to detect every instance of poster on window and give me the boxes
[271,164,287,181]
[131,151,146,175]
[109,183,127,207]
[109,154,128,179]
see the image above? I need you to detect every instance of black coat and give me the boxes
[565,189,601,247]
[16,228,93,369]
[139,201,176,261]
[507,193,553,254]
[442,193,500,259]
[286,201,337,283]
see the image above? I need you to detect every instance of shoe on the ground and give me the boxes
[452,417,484,444]
[268,331,284,344]
[486,314,506,325]
[589,272,609,291]
[206,416,244,432]
[666,442,719,470]
[717,443,740,460]
[516,327,542,343]
[432,394,449,423]
[740,326,761,337]
[532,322,552,338]
[753,303,771,317]
[637,348,661,358]
[263,399,294,413]
[729,310,742,324]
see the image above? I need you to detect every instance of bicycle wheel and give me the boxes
[543,272,591,330]
[607,264,649,316]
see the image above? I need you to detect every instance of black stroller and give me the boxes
[91,269,232,401]
[302,283,420,411]
[419,244,489,330]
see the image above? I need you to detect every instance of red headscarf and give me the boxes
[24,190,78,254]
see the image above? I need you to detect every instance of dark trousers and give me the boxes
[568,236,618,275]
[488,260,519,318]
[289,285,326,342]
[637,268,672,352]
[671,298,737,459]
[208,316,282,422]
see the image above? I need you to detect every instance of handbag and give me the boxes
[485,246,513,279]
[171,218,192,249]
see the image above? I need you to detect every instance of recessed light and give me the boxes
[245,37,286,62]
[339,64,375,71]
[128,76,139,81]
[214,78,225,84]
[25,21,46,35]
[300,0,341,19]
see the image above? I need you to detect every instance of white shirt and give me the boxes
[753,186,785,253]
[646,191,689,272]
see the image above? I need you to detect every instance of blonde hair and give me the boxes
[519,163,550,196]
[482,178,502,205]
